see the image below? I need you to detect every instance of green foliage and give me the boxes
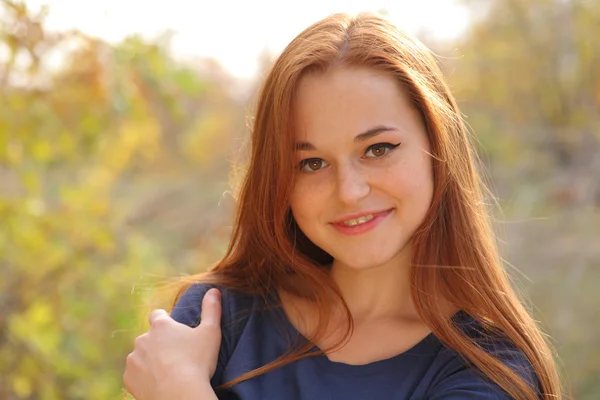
[449,1,600,397]
[0,1,240,398]
[450,0,600,208]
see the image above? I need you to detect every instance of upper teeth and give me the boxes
[342,214,375,226]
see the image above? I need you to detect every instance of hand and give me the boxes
[123,288,222,400]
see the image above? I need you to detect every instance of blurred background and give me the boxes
[0,0,598,398]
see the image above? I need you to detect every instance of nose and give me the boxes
[335,164,370,205]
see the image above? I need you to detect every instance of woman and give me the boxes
[123,13,562,400]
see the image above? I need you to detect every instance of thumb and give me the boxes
[148,308,170,326]
[199,288,222,331]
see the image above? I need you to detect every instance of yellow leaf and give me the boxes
[26,198,45,216]
[31,140,52,162]
[28,301,53,327]
[94,229,115,254]
[22,171,41,195]
[6,140,23,165]
[58,131,76,155]
[12,376,32,398]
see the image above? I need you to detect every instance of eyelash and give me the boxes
[298,142,401,173]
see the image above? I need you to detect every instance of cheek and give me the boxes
[406,169,433,203]
[289,180,321,223]
[406,160,434,215]
[384,155,434,206]
[416,155,435,205]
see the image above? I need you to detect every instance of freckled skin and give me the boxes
[290,67,434,271]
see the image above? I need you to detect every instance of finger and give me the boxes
[149,308,169,326]
[123,354,141,398]
[199,288,222,328]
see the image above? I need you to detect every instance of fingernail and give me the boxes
[209,289,221,301]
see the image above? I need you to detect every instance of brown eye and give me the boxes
[365,142,401,158]
[299,158,329,173]
[371,146,387,156]
[307,160,322,170]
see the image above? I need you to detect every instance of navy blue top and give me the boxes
[171,283,538,399]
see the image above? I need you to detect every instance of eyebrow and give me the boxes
[294,125,399,151]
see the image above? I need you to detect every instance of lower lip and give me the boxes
[330,209,394,236]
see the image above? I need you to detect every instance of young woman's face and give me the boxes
[290,67,434,270]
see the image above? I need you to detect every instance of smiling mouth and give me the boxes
[339,214,376,226]
[331,208,394,226]
[329,209,395,236]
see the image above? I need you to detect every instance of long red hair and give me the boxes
[175,13,562,400]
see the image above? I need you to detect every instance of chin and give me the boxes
[332,251,403,270]
[324,237,412,271]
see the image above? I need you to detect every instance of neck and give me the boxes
[330,247,419,323]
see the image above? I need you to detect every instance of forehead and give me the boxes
[293,67,415,141]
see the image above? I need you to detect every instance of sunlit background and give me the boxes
[21,0,471,78]
[1,0,599,398]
